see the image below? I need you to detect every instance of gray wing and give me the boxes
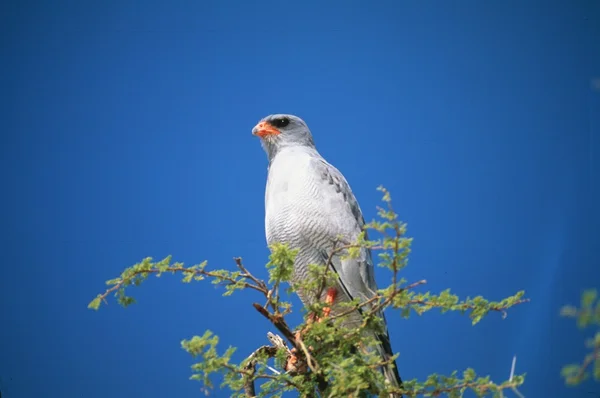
[309,157,379,304]
[310,156,403,393]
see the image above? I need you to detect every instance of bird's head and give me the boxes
[252,114,315,160]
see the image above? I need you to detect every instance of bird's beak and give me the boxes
[252,121,281,138]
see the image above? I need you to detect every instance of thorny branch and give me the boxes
[574,343,600,384]
[234,257,268,293]
[328,279,428,322]
[252,303,297,347]
[95,262,268,307]
[90,188,530,397]
[242,344,278,397]
[91,252,529,392]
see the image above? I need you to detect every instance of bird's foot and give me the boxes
[285,330,306,373]
[284,288,337,373]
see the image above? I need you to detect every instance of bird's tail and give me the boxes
[375,330,403,398]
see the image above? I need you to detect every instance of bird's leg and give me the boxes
[285,330,301,372]
[305,287,338,326]
[284,289,337,372]
[285,314,316,372]
[320,287,337,320]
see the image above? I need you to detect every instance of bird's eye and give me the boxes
[271,118,290,128]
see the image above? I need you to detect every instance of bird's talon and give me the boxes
[285,349,299,372]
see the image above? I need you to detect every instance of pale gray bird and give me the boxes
[252,114,403,396]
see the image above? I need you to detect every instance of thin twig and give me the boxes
[574,343,600,384]
[235,257,269,292]
[97,266,267,305]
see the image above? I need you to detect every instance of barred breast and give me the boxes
[265,147,337,304]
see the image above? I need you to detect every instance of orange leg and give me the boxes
[321,287,337,319]
[285,330,302,371]
[284,288,337,372]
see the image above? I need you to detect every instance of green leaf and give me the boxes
[463,368,476,382]
[87,296,102,310]
[582,289,598,308]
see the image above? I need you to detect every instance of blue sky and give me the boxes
[1,1,599,397]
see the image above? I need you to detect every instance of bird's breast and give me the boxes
[264,152,325,247]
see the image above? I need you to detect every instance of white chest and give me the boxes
[264,150,322,243]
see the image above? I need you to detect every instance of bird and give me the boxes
[252,114,403,396]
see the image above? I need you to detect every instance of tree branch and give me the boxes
[242,345,278,397]
[253,303,297,344]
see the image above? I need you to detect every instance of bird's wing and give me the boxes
[308,156,379,304]
[309,156,403,394]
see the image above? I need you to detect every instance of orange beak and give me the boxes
[252,121,281,138]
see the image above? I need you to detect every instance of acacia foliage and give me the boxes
[560,289,600,387]
[89,187,528,397]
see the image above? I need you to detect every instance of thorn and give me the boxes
[509,355,516,381]
[509,355,525,398]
